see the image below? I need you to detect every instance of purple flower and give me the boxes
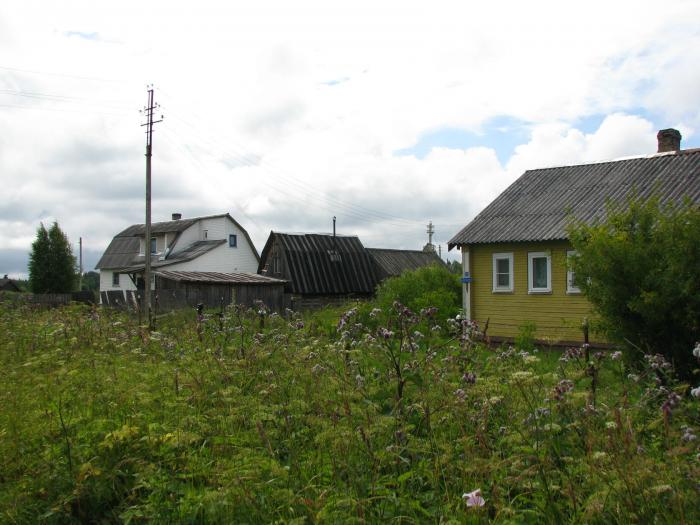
[461,372,477,385]
[378,327,394,340]
[462,489,485,507]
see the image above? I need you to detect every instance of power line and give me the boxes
[0,64,130,84]
[157,91,428,228]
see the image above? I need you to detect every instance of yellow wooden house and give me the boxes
[448,128,700,345]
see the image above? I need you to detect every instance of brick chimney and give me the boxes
[172,213,182,220]
[657,128,682,153]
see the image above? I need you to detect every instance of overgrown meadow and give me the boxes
[1,296,699,523]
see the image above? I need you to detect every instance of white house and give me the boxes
[95,213,260,294]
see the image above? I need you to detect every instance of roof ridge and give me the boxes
[524,148,700,173]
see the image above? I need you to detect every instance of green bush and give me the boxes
[568,195,700,377]
[374,264,461,320]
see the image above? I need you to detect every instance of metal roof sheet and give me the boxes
[259,232,378,295]
[449,149,700,247]
[154,270,286,284]
[366,248,446,280]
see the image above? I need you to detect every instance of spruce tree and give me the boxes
[28,221,77,293]
[28,223,51,293]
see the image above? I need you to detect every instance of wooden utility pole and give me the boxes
[141,86,162,329]
[78,237,83,290]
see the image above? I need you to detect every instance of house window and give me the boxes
[273,255,280,274]
[528,252,552,293]
[150,237,157,254]
[567,250,581,294]
[203,229,208,240]
[492,253,514,292]
[229,234,237,247]
[112,272,120,287]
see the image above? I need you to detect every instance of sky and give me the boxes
[1,0,699,278]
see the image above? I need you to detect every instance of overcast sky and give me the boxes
[1,0,699,278]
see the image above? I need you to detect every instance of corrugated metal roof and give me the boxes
[259,232,378,295]
[449,149,700,247]
[154,270,286,284]
[366,248,446,280]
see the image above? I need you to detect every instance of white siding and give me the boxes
[167,243,258,273]
[99,270,137,293]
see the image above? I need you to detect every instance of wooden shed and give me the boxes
[154,270,288,312]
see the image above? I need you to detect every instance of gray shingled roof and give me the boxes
[154,270,286,284]
[448,149,700,248]
[116,240,225,272]
[96,213,259,270]
[366,248,446,280]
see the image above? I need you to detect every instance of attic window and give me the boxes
[328,249,341,262]
[229,234,237,247]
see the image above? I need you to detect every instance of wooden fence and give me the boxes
[0,291,97,307]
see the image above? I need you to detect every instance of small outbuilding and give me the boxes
[0,275,21,292]
[154,270,287,312]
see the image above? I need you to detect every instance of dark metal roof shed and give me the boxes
[366,248,446,280]
[449,149,700,248]
[259,232,378,295]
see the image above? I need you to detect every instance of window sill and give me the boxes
[528,289,551,295]
[492,289,514,294]
[566,290,582,295]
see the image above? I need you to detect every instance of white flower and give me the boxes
[691,386,700,399]
[693,342,700,359]
[462,489,485,507]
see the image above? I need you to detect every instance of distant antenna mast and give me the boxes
[140,86,163,329]
[423,221,436,253]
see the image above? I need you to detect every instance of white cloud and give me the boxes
[0,0,699,274]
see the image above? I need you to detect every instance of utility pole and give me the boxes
[141,86,163,329]
[79,237,83,290]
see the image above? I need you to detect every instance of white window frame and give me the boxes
[528,251,551,294]
[492,252,514,293]
[566,250,581,294]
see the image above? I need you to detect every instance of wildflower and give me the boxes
[681,425,697,443]
[454,388,466,401]
[462,489,485,507]
[311,364,324,375]
[369,308,382,319]
[627,373,639,383]
[461,372,477,384]
[691,386,700,399]
[611,351,623,360]
[605,421,617,430]
[693,342,700,359]
[378,327,394,340]
[295,320,305,330]
[355,374,365,389]
[661,391,682,416]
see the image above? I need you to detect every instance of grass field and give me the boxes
[1,300,698,524]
